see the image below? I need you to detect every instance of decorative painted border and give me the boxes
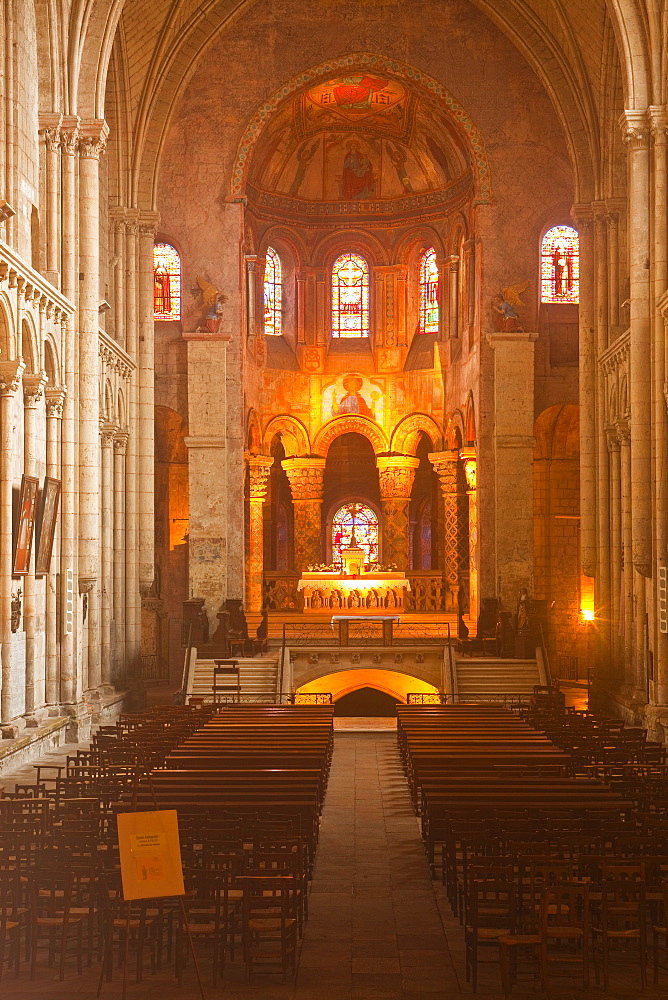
[230,53,492,205]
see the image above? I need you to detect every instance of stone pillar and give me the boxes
[447,254,459,339]
[429,450,461,612]
[0,362,24,724]
[124,218,139,675]
[572,207,596,578]
[376,454,419,572]
[138,216,158,596]
[607,429,622,683]
[38,115,61,285]
[246,454,273,612]
[113,433,127,682]
[488,331,537,607]
[462,450,478,627]
[44,387,65,708]
[620,111,652,578]
[78,120,108,694]
[246,255,258,340]
[618,420,634,682]
[100,424,115,690]
[282,458,327,571]
[22,372,48,720]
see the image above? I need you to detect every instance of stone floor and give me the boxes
[0,729,665,998]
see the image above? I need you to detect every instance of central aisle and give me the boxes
[295,731,460,999]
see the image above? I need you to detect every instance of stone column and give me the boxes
[618,420,634,682]
[44,387,65,709]
[572,207,596,578]
[113,433,127,682]
[488,331,537,606]
[38,115,61,285]
[447,254,459,340]
[100,424,115,690]
[607,429,622,683]
[429,450,461,612]
[0,362,24,725]
[23,372,48,721]
[376,454,420,572]
[78,120,108,694]
[462,449,478,627]
[246,255,258,340]
[138,216,158,597]
[282,458,327,571]
[246,454,273,612]
[124,217,139,675]
[620,111,652,578]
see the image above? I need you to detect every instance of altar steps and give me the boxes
[454,657,541,699]
[187,653,281,703]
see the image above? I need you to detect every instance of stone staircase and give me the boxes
[187,653,281,702]
[454,657,542,700]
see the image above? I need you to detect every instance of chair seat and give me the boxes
[248,917,296,931]
[467,926,511,940]
[498,933,541,946]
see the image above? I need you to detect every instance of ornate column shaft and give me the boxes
[429,450,461,611]
[124,218,139,673]
[462,450,478,627]
[78,120,108,694]
[38,115,61,282]
[246,255,258,340]
[621,112,652,578]
[246,454,273,612]
[0,362,24,724]
[282,458,326,571]
[23,372,48,719]
[447,254,459,339]
[45,388,65,707]
[113,433,128,681]
[100,424,116,688]
[376,454,419,573]
[572,207,596,578]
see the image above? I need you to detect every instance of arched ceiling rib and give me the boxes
[59,0,658,205]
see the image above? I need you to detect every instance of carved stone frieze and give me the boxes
[246,454,274,501]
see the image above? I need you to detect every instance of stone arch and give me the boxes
[312,230,390,270]
[444,411,465,450]
[117,387,126,429]
[262,415,310,458]
[313,416,388,457]
[0,295,13,359]
[246,409,262,454]
[230,53,492,205]
[43,336,60,386]
[104,380,115,422]
[295,668,439,703]
[463,392,476,445]
[390,414,444,455]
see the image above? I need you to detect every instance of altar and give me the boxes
[297,537,410,613]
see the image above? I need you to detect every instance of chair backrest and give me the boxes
[540,882,589,934]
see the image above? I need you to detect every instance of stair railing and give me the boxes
[537,623,553,689]
[176,622,194,705]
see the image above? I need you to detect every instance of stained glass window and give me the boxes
[263,247,282,335]
[331,503,378,569]
[332,253,369,337]
[419,248,440,333]
[541,226,579,304]
[153,243,180,321]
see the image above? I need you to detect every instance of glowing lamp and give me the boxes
[580,608,595,622]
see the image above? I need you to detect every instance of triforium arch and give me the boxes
[313,417,389,459]
[391,414,444,456]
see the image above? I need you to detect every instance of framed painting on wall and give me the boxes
[35,478,61,576]
[13,475,39,576]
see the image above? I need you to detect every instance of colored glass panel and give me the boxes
[153,243,180,321]
[541,225,579,304]
[331,502,378,568]
[332,253,369,337]
[419,248,440,333]
[263,246,282,335]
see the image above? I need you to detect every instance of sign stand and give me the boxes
[96,755,207,1000]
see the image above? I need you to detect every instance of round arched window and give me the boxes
[331,503,379,569]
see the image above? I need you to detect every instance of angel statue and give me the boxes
[195,275,226,333]
[492,280,528,333]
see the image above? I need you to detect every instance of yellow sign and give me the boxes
[117,810,185,901]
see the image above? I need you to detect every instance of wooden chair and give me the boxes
[652,881,668,984]
[240,875,298,982]
[0,869,22,980]
[591,879,646,989]
[538,882,590,994]
[29,868,84,981]
[176,870,233,987]
[465,879,517,992]
[98,872,159,985]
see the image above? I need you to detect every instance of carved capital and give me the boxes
[428,449,460,493]
[570,203,594,233]
[39,126,61,153]
[22,371,48,408]
[616,418,631,444]
[78,578,96,594]
[605,425,621,453]
[77,120,109,159]
[649,105,668,140]
[376,454,420,499]
[463,459,477,490]
[619,110,650,149]
[0,360,25,397]
[45,386,66,419]
[100,422,117,447]
[246,453,274,500]
[114,432,129,455]
[282,457,326,501]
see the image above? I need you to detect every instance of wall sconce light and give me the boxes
[580,608,595,623]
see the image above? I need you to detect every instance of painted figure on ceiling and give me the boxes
[288,139,319,197]
[387,142,413,194]
[341,141,376,200]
